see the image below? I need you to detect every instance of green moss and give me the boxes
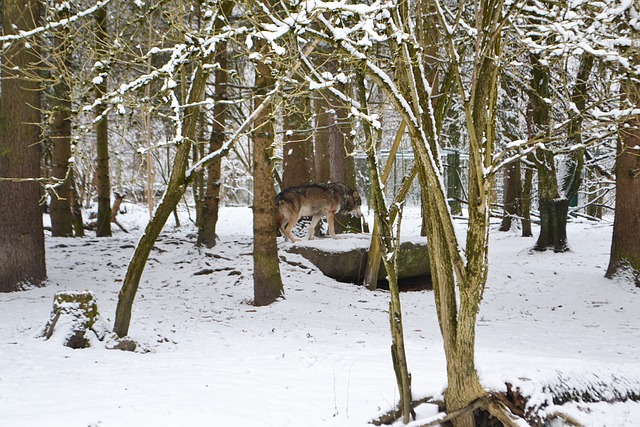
[52,290,99,329]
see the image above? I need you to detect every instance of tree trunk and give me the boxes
[197,70,225,247]
[282,91,315,188]
[499,160,521,232]
[0,0,47,291]
[197,0,234,248]
[252,38,284,306]
[69,173,85,237]
[521,163,534,237]
[49,110,74,237]
[606,56,640,285]
[314,96,332,184]
[49,6,75,237]
[534,149,568,252]
[446,150,463,216]
[562,54,594,201]
[94,5,112,237]
[329,85,362,234]
[359,74,412,422]
[528,51,570,252]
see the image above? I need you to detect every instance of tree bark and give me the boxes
[520,163,534,237]
[49,111,74,237]
[314,96,332,184]
[282,92,315,189]
[499,160,521,232]
[49,3,75,237]
[94,5,112,237]
[534,149,569,252]
[69,173,85,237]
[252,38,284,306]
[0,0,47,292]
[606,53,640,285]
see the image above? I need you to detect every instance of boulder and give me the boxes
[285,234,430,289]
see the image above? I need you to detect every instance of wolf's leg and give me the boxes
[285,213,300,242]
[326,211,341,239]
[276,211,287,241]
[308,215,321,240]
[279,220,288,241]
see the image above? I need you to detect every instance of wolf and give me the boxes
[275,182,364,242]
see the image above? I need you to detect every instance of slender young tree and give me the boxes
[48,0,75,237]
[357,73,413,423]
[93,4,112,237]
[197,0,235,248]
[114,3,234,336]
[114,60,213,337]
[0,0,47,291]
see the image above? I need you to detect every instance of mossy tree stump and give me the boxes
[42,291,101,349]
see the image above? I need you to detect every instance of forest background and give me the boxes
[1,0,639,426]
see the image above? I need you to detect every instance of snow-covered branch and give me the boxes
[0,0,112,44]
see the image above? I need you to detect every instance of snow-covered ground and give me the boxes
[1,205,639,426]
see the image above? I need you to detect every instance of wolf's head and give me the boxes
[340,187,363,218]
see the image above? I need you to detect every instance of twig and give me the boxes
[487,399,527,427]
[413,396,491,427]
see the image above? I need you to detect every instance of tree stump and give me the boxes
[42,291,101,349]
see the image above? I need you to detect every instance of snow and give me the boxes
[2,206,640,426]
